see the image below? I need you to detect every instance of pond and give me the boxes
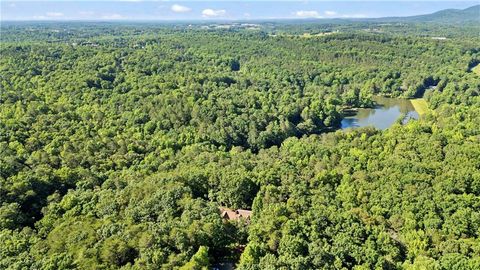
[341,96,419,130]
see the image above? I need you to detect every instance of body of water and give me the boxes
[341,96,419,130]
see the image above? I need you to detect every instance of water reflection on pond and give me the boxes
[341,96,419,130]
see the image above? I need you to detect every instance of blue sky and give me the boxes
[1,1,478,21]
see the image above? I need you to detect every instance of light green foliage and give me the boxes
[180,246,210,270]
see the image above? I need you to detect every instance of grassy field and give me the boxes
[472,64,480,75]
[411,98,429,115]
[269,32,338,38]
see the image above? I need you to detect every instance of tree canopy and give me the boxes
[1,21,479,269]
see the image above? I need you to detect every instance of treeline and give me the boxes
[0,23,479,269]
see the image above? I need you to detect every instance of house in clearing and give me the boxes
[219,207,252,221]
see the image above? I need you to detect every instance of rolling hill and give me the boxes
[386,5,480,23]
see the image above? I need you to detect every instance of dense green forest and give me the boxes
[1,19,479,269]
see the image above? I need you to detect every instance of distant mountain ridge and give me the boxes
[261,5,479,25]
[380,5,480,23]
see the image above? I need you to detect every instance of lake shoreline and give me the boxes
[340,96,421,130]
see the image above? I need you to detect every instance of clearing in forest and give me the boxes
[411,98,429,115]
[472,64,480,75]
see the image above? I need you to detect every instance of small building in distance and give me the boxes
[219,207,252,222]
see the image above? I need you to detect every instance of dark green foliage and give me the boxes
[100,238,137,266]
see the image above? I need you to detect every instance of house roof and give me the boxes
[236,209,252,219]
[219,207,252,221]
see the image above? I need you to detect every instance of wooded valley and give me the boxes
[1,15,480,269]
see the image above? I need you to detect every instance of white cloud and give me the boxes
[324,11,337,16]
[171,4,191,13]
[202,9,226,18]
[293,10,367,19]
[295,10,320,18]
[33,12,64,20]
[46,12,64,17]
[101,14,125,20]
